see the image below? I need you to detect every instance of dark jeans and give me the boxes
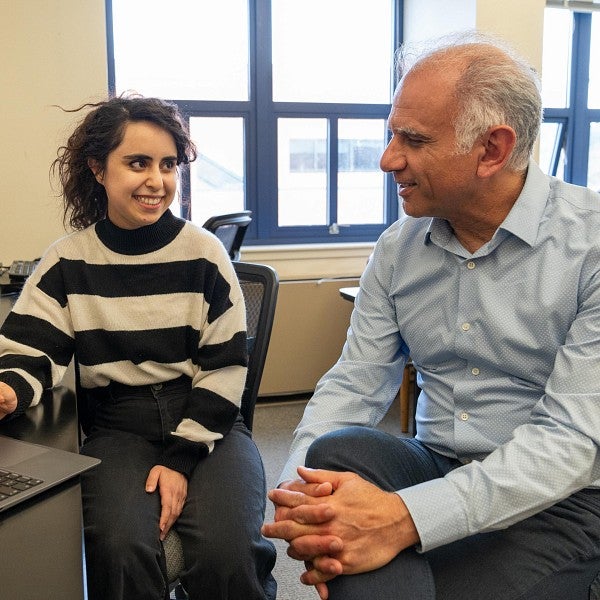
[306,427,600,600]
[80,377,276,600]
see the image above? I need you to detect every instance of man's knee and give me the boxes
[306,426,383,472]
[306,427,442,491]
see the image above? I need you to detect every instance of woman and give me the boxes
[0,95,276,600]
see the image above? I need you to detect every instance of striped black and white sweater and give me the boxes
[0,210,248,476]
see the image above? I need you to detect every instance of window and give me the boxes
[107,0,403,245]
[540,7,600,191]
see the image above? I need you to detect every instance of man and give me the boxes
[262,32,600,600]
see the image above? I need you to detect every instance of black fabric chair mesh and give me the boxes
[73,261,278,598]
[165,260,279,596]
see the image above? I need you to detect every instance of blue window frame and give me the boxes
[542,9,600,189]
[106,0,404,245]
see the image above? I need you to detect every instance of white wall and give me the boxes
[0,0,107,266]
[404,0,544,70]
[477,0,546,72]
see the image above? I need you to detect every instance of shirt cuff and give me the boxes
[278,446,309,486]
[397,477,469,552]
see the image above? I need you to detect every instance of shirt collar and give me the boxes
[424,160,550,249]
[497,160,549,247]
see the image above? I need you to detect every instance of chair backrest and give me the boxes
[202,210,252,261]
[75,262,278,592]
[234,261,279,430]
[76,261,278,438]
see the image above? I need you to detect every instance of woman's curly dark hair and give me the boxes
[51,94,197,230]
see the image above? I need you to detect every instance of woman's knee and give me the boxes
[182,530,276,588]
[85,513,159,560]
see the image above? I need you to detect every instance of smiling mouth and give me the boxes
[397,182,417,195]
[134,195,163,206]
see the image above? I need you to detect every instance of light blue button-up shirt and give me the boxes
[280,161,600,551]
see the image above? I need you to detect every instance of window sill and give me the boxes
[240,242,374,281]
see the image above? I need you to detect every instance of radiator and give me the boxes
[259,277,358,396]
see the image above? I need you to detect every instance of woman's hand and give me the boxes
[0,382,17,420]
[145,465,188,540]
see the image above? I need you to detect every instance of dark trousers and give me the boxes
[79,377,276,600]
[306,427,600,600]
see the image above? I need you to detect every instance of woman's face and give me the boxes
[92,121,178,229]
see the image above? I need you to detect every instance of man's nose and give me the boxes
[379,141,405,173]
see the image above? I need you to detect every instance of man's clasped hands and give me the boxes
[262,466,419,600]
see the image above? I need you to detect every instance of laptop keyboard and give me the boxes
[8,259,40,281]
[0,469,43,501]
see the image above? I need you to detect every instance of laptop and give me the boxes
[0,434,100,513]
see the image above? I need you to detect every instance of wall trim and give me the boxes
[240,242,374,281]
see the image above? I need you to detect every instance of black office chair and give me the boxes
[73,261,278,598]
[202,210,252,261]
[164,260,279,597]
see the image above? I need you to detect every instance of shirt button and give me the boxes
[471,367,480,376]
[460,412,469,421]
[461,323,471,331]
[467,261,476,270]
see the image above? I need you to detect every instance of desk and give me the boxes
[0,271,25,296]
[339,286,360,303]
[0,294,88,599]
[338,285,417,434]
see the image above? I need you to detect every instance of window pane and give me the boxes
[189,118,245,226]
[542,8,572,108]
[539,121,566,180]
[589,14,600,108]
[589,123,600,192]
[337,119,386,224]
[272,0,394,103]
[278,119,327,226]
[111,0,248,100]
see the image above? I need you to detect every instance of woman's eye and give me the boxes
[130,159,146,169]
[163,159,176,170]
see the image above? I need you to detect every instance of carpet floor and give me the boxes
[252,395,406,600]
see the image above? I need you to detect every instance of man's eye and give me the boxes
[393,132,426,147]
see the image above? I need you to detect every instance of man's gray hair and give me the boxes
[395,31,543,172]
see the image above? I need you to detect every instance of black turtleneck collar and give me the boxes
[94,210,186,255]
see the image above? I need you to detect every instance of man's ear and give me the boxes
[87,158,104,183]
[477,125,517,178]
